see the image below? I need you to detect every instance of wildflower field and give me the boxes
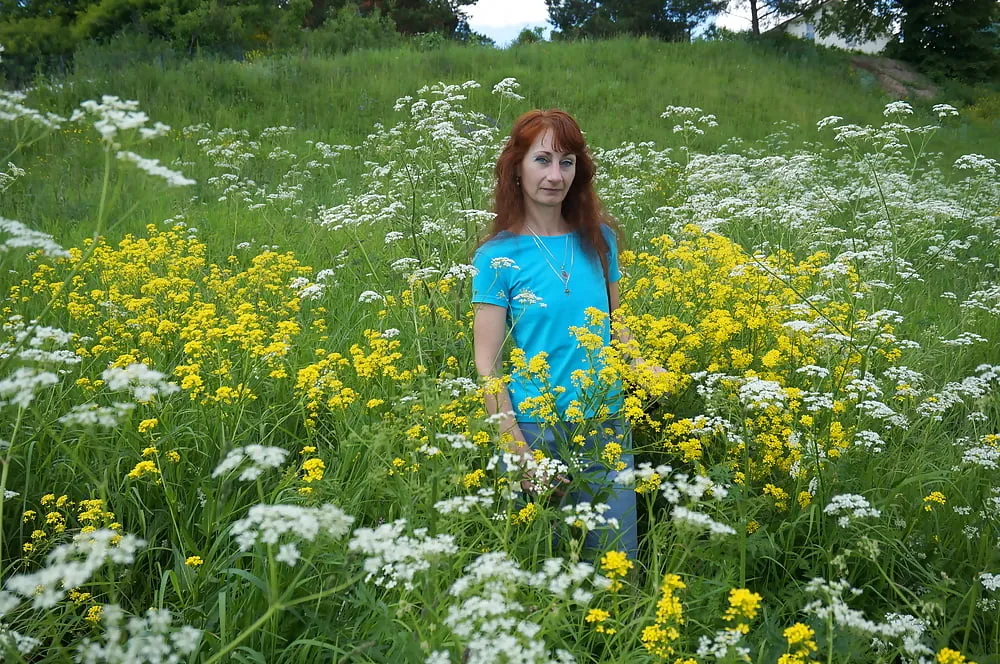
[2,42,1000,664]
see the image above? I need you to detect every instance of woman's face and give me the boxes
[518,129,576,210]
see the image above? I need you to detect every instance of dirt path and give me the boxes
[850,55,939,100]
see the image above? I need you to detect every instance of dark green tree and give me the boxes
[546,0,727,41]
[817,0,1000,81]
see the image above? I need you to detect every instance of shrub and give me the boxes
[300,4,399,56]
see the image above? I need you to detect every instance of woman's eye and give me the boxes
[561,160,575,167]
[535,156,549,164]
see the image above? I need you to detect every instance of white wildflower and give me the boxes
[102,363,179,403]
[230,503,354,562]
[348,518,458,590]
[212,445,289,481]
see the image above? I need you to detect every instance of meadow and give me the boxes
[1,38,999,663]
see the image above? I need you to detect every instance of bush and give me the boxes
[300,4,399,56]
[73,31,179,80]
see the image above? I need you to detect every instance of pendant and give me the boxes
[560,270,568,279]
[564,287,571,294]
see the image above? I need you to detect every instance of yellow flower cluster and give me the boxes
[600,550,633,592]
[17,225,317,406]
[610,226,903,505]
[585,607,616,634]
[778,623,818,664]
[641,573,686,659]
[21,496,121,554]
[127,460,160,481]
[512,502,539,525]
[723,588,763,634]
[923,491,946,511]
[937,648,976,664]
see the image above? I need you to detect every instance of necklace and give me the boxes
[524,223,574,294]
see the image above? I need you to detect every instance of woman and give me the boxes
[471,109,650,558]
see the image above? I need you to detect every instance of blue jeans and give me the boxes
[516,418,637,558]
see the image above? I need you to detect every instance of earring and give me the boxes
[515,176,521,187]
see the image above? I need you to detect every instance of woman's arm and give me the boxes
[473,303,529,457]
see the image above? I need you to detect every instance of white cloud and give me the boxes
[466,0,550,29]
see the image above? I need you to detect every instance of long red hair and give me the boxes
[479,109,622,280]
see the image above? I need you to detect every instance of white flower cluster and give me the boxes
[803,579,933,659]
[443,552,592,664]
[0,90,67,130]
[823,494,881,527]
[980,572,1000,592]
[1,161,26,193]
[502,451,569,495]
[0,215,69,257]
[71,96,170,148]
[0,625,40,657]
[562,502,619,531]
[102,364,179,404]
[76,605,202,664]
[0,366,59,409]
[212,445,289,481]
[358,290,384,303]
[696,627,748,660]
[616,463,734,536]
[2,529,145,610]
[492,77,524,101]
[512,289,545,307]
[916,364,1000,421]
[435,489,496,515]
[490,256,519,270]
[931,103,959,118]
[738,377,787,410]
[883,101,914,117]
[445,263,479,280]
[116,150,195,187]
[437,376,479,397]
[954,153,998,178]
[348,518,458,590]
[290,276,325,301]
[59,402,136,429]
[231,503,354,566]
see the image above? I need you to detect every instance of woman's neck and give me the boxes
[522,203,570,235]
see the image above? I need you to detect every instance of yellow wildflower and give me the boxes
[923,491,946,511]
[937,648,974,664]
[301,458,325,483]
[463,469,486,489]
[185,556,204,567]
[127,460,160,480]
[512,503,539,524]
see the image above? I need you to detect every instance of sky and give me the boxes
[465,0,755,46]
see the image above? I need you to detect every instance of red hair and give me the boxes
[479,109,622,280]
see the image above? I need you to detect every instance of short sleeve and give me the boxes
[603,225,622,283]
[471,247,511,307]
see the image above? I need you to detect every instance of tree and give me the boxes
[380,0,477,35]
[725,0,817,36]
[546,0,727,41]
[817,0,1000,80]
[724,0,1000,82]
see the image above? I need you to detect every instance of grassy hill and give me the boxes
[6,36,998,253]
[22,36,1000,149]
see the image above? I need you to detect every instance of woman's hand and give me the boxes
[510,444,570,498]
[631,356,668,376]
